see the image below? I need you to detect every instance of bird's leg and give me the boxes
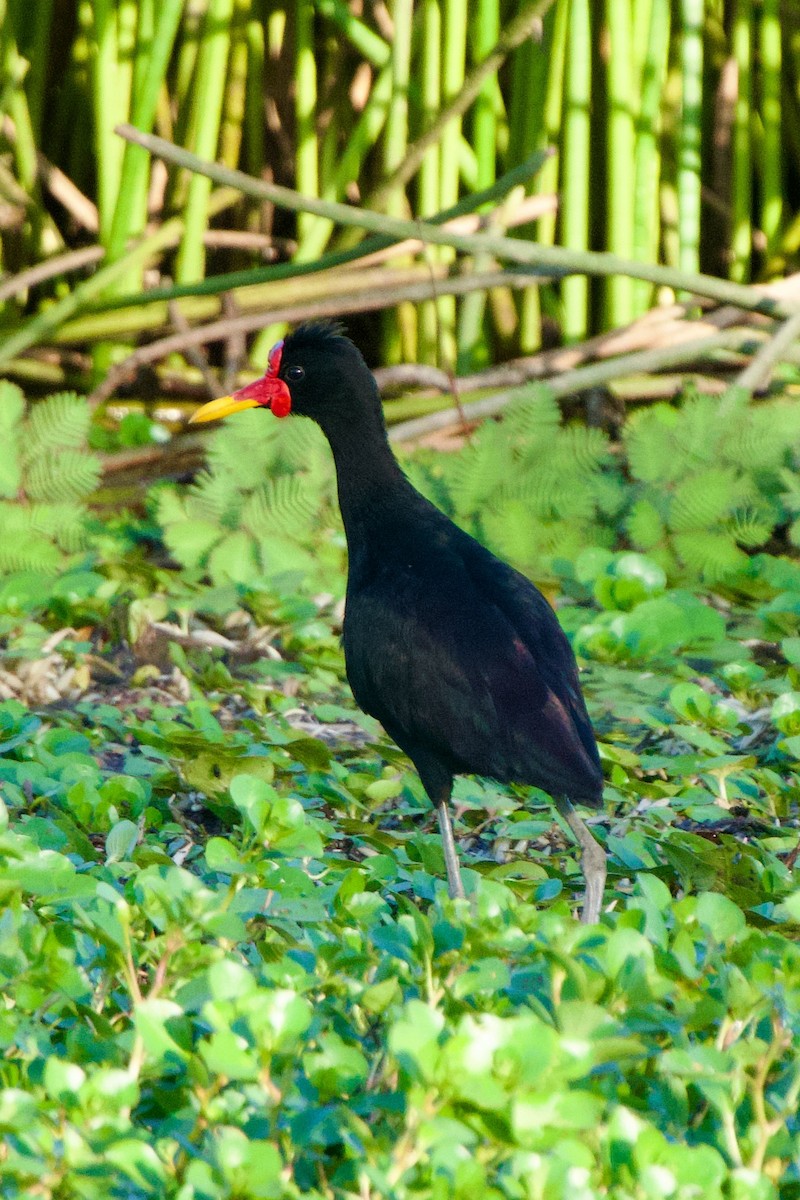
[434,791,466,900]
[554,796,606,924]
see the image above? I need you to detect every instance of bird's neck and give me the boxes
[323,414,412,542]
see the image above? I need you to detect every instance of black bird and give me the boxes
[190,323,607,922]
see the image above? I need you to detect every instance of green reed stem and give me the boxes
[91,0,123,239]
[173,0,205,141]
[604,0,635,328]
[417,0,441,219]
[18,0,54,144]
[383,0,416,359]
[517,0,568,351]
[632,0,670,311]
[538,0,568,249]
[314,0,390,67]
[561,0,591,340]
[219,0,251,169]
[456,0,500,368]
[243,6,266,178]
[439,0,466,215]
[369,0,549,211]
[175,0,234,283]
[294,0,324,259]
[107,0,184,270]
[676,0,703,279]
[417,0,442,361]
[435,0,467,357]
[383,0,413,212]
[472,0,498,190]
[730,0,752,282]
[759,0,782,261]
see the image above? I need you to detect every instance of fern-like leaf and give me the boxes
[26,450,102,503]
[242,475,322,540]
[721,405,798,472]
[163,519,222,570]
[207,410,279,489]
[23,392,91,462]
[624,404,683,483]
[671,394,722,466]
[446,424,511,516]
[668,468,747,533]
[502,385,562,447]
[28,503,91,552]
[627,498,666,550]
[672,531,747,581]
[187,470,242,527]
[726,504,775,548]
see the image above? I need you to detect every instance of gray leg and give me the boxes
[554,796,606,924]
[435,796,466,899]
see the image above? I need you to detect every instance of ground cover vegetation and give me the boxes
[0,379,797,1197]
[0,0,799,1196]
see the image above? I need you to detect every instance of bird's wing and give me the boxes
[343,539,602,803]
[459,540,602,797]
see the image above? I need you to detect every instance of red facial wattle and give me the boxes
[264,340,291,417]
[188,338,292,424]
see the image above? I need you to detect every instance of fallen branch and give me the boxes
[117,124,796,318]
[387,327,767,443]
[86,266,544,406]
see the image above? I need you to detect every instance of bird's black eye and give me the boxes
[286,364,305,381]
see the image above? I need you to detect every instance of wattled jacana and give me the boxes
[190,323,607,922]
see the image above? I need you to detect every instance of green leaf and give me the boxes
[105,819,140,863]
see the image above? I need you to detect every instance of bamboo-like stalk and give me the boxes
[314,0,390,67]
[631,0,652,84]
[758,0,782,263]
[242,6,266,179]
[62,2,94,208]
[106,0,184,277]
[368,0,549,210]
[604,0,635,328]
[91,0,136,242]
[519,0,568,351]
[382,0,416,361]
[294,0,323,260]
[383,0,414,211]
[561,0,591,340]
[456,0,499,369]
[172,0,206,154]
[175,0,235,283]
[219,0,251,170]
[435,0,468,359]
[417,0,442,362]
[631,0,670,311]
[471,0,498,191]
[730,0,752,283]
[1,19,41,242]
[18,0,54,146]
[676,0,703,279]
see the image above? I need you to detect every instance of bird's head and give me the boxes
[189,321,377,431]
